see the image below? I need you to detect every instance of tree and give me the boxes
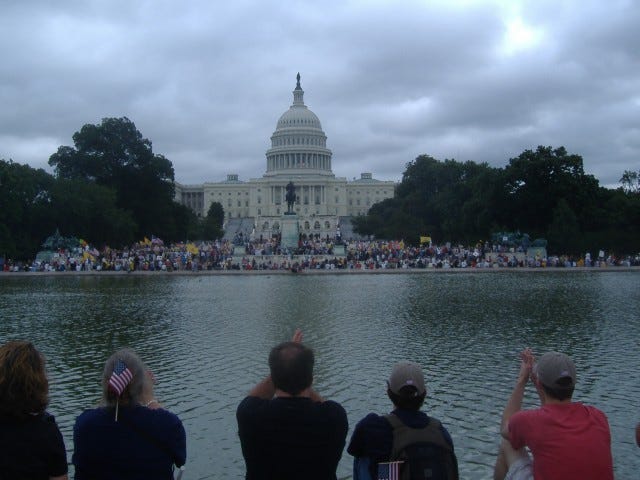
[48,179,136,247]
[0,159,55,260]
[202,202,225,240]
[358,155,504,243]
[620,170,640,194]
[547,199,581,255]
[48,117,177,240]
[500,146,600,237]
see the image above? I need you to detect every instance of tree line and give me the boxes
[1,117,222,260]
[353,147,640,256]
[1,117,638,261]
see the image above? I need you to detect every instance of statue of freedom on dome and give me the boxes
[285,181,296,214]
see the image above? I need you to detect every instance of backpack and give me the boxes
[379,414,459,480]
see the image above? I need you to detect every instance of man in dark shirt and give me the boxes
[348,361,458,480]
[236,329,348,480]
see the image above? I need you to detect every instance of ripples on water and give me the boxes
[1,272,639,479]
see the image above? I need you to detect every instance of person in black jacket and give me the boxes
[0,340,68,480]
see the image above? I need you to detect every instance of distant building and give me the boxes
[175,74,395,239]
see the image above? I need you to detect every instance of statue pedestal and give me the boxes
[280,214,299,250]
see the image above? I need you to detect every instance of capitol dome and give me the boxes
[265,73,333,177]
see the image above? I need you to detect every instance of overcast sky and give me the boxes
[1,0,638,188]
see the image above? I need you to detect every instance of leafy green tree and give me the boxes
[358,155,504,243]
[547,199,581,255]
[353,198,422,242]
[48,179,136,247]
[620,170,640,194]
[500,146,600,237]
[202,202,225,240]
[0,159,55,260]
[48,117,177,240]
[173,202,202,241]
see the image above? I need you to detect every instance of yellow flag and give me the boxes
[420,236,432,245]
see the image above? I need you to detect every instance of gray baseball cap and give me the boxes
[534,352,576,389]
[387,361,426,395]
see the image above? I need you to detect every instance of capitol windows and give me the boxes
[325,221,330,229]
[304,221,310,230]
[257,196,261,204]
[263,221,269,231]
[314,221,320,230]
[227,199,232,207]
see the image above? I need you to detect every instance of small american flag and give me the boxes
[378,461,403,480]
[108,359,133,396]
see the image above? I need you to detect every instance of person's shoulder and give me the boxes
[354,412,390,431]
[578,403,611,424]
[237,395,269,418]
[316,399,348,422]
[144,405,183,426]
[239,395,269,408]
[512,407,541,419]
[581,403,607,415]
[426,415,456,448]
[75,407,104,423]
[318,399,346,412]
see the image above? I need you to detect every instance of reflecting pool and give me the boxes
[1,271,639,479]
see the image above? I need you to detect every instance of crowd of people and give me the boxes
[2,335,636,479]
[2,236,639,273]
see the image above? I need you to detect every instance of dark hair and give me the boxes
[387,385,426,411]
[268,341,314,395]
[541,376,574,401]
[0,341,49,418]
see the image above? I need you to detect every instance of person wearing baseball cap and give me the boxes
[494,349,613,480]
[348,361,459,479]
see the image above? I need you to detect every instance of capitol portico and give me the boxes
[175,74,395,239]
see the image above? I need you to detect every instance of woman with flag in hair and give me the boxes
[72,348,186,479]
[0,340,68,479]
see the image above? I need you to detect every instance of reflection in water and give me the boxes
[1,272,639,479]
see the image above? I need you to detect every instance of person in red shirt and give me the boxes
[494,349,614,480]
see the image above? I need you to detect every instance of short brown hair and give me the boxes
[0,341,49,418]
[268,342,314,395]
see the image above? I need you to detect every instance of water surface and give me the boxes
[1,272,639,479]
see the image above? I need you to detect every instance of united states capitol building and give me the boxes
[174,74,395,240]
